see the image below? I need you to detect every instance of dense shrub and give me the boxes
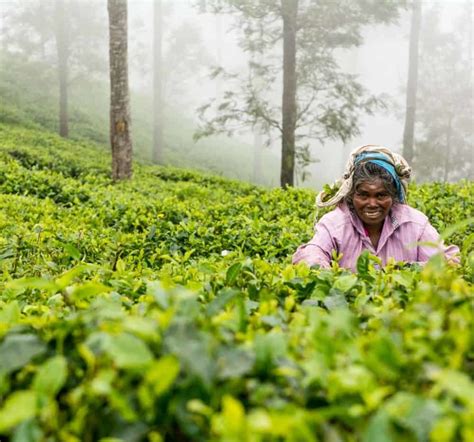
[0,123,473,441]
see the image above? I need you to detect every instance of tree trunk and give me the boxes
[215,14,223,97]
[252,47,264,184]
[153,0,164,163]
[108,0,133,180]
[280,0,298,187]
[443,115,453,182]
[55,0,69,138]
[253,128,263,183]
[39,1,49,58]
[402,0,422,164]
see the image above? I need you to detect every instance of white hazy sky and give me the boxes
[1,0,469,186]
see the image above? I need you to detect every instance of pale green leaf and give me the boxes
[33,356,67,397]
[103,333,153,369]
[0,390,37,433]
[0,334,47,374]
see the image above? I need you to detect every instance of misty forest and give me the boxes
[0,1,473,441]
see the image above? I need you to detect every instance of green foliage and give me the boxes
[197,0,402,183]
[0,122,473,440]
[0,50,280,186]
[414,4,473,182]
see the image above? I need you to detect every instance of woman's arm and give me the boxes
[292,223,336,268]
[417,222,461,264]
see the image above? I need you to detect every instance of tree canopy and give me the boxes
[196,0,402,186]
[414,2,473,182]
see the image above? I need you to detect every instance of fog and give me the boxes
[0,0,472,188]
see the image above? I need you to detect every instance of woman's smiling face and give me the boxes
[353,179,393,228]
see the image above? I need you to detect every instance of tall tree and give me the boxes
[55,0,69,137]
[196,0,401,187]
[251,26,266,184]
[108,0,133,180]
[214,13,224,97]
[280,0,298,186]
[1,0,107,136]
[162,22,211,103]
[413,3,472,182]
[402,0,422,164]
[252,128,263,183]
[153,0,164,163]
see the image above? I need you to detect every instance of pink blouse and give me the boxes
[293,203,460,271]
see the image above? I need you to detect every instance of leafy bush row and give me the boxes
[1,255,472,441]
[0,123,473,441]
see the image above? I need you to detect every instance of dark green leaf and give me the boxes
[0,335,47,374]
[226,263,242,285]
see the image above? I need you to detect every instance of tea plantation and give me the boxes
[0,123,473,442]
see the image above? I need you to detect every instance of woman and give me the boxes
[293,145,460,270]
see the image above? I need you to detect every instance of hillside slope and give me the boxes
[0,123,314,275]
[0,122,473,441]
[0,51,280,185]
[0,123,471,271]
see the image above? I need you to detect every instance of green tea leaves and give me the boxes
[0,390,37,433]
[102,333,154,369]
[0,334,46,374]
[0,123,472,440]
[32,356,67,397]
[226,262,242,285]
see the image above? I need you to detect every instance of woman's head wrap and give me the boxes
[316,145,411,208]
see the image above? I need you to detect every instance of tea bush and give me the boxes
[0,123,473,441]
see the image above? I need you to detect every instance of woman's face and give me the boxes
[353,179,393,228]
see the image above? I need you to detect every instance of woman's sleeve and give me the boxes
[292,222,336,268]
[417,222,461,264]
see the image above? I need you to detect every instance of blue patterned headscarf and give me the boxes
[316,145,411,208]
[354,152,405,202]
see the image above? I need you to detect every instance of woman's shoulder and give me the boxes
[316,203,352,229]
[392,203,429,227]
